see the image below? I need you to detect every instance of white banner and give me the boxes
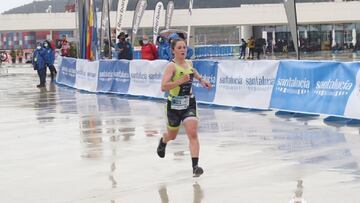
[100,0,111,58]
[344,68,360,119]
[213,60,279,109]
[165,1,174,29]
[115,0,129,38]
[75,59,99,92]
[132,0,148,44]
[153,1,164,44]
[128,60,169,98]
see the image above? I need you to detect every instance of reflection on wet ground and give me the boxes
[1,68,360,202]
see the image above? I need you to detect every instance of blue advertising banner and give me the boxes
[57,57,76,87]
[97,60,130,94]
[270,61,358,116]
[192,60,218,103]
[112,60,130,93]
[97,60,115,92]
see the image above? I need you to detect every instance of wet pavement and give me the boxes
[1,65,360,203]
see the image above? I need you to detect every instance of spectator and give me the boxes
[255,38,266,60]
[60,35,70,57]
[140,35,158,60]
[10,49,16,63]
[43,40,57,81]
[247,36,255,59]
[17,48,24,63]
[160,33,193,61]
[158,37,171,60]
[116,32,133,60]
[239,38,247,59]
[32,42,47,88]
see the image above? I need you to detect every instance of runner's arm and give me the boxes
[190,61,212,89]
[161,63,189,91]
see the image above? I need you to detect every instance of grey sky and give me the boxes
[0,0,34,14]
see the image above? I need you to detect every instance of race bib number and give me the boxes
[171,96,190,110]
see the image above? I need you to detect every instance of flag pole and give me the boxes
[187,0,193,46]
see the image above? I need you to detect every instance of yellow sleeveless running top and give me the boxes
[169,61,194,97]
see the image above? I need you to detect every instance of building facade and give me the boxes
[0,0,359,53]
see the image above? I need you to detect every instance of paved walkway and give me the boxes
[0,66,360,203]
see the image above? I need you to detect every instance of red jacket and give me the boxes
[141,43,158,60]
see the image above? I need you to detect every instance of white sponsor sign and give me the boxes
[115,0,129,37]
[165,1,174,29]
[213,60,279,109]
[128,60,169,98]
[153,2,164,44]
[344,69,360,119]
[75,59,99,92]
[132,0,147,37]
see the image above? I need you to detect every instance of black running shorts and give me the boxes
[166,97,198,130]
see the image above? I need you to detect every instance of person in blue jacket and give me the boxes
[159,33,193,61]
[42,40,57,81]
[32,42,47,88]
[158,37,172,61]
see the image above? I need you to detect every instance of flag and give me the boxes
[165,1,174,30]
[115,0,129,38]
[131,0,147,45]
[100,0,111,58]
[188,0,193,16]
[153,1,164,44]
[85,0,98,61]
[187,0,193,45]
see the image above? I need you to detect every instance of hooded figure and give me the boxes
[32,42,47,87]
[42,40,57,81]
[158,37,171,60]
[161,33,193,61]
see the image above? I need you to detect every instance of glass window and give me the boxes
[274,25,290,53]
[344,23,355,49]
[320,24,333,51]
[355,23,360,51]
[194,26,239,45]
[298,25,309,51]
[308,25,321,51]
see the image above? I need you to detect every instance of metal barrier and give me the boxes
[194,44,240,59]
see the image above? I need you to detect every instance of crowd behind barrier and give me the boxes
[56,57,360,120]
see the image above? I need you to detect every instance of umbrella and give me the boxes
[159,29,188,40]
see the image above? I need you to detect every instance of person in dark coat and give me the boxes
[255,38,266,60]
[116,32,133,60]
[32,42,47,88]
[239,38,247,59]
[42,40,57,81]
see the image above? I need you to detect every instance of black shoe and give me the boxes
[157,138,166,158]
[36,84,45,88]
[193,166,204,177]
